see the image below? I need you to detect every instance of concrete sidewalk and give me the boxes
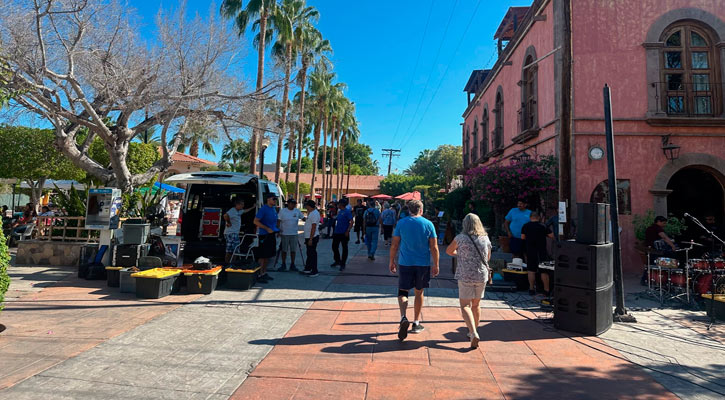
[1,233,724,399]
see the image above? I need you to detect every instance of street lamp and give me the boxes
[259,136,271,180]
[661,135,680,163]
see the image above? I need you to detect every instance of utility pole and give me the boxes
[382,149,400,176]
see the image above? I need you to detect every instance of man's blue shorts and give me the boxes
[398,265,431,291]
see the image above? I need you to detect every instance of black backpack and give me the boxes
[365,209,378,226]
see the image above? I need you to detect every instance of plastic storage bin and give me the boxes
[106,266,123,287]
[132,268,181,299]
[123,221,151,245]
[226,267,260,290]
[119,268,138,293]
[183,267,222,295]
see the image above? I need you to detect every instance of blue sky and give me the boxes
[131,1,519,173]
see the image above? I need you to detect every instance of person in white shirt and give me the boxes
[277,198,304,271]
[223,199,255,263]
[302,200,321,277]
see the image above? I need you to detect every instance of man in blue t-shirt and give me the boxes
[505,200,532,257]
[389,200,439,341]
[363,200,382,260]
[331,199,354,271]
[254,193,280,283]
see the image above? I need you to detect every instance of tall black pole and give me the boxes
[603,85,630,319]
[259,146,266,180]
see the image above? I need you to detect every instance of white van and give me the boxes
[165,172,284,262]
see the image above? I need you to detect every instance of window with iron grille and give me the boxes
[660,23,719,116]
[521,54,538,131]
[481,108,489,155]
[493,89,504,149]
[472,119,479,162]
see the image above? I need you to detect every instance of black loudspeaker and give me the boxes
[112,244,149,267]
[553,283,613,336]
[576,203,610,245]
[554,240,613,290]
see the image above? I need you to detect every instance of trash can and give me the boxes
[123,219,150,244]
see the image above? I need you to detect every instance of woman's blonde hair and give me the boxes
[462,213,487,236]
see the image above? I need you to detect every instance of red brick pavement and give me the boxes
[232,300,677,400]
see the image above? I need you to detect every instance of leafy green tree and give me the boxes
[288,156,313,173]
[406,145,462,189]
[379,174,426,197]
[343,141,378,175]
[0,126,85,208]
[89,139,160,176]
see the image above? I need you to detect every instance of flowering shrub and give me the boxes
[465,155,558,212]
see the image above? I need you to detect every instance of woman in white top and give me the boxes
[445,213,492,349]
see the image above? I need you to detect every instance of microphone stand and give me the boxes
[685,214,725,329]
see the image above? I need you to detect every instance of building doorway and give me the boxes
[667,167,725,237]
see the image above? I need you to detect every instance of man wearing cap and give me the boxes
[302,200,321,277]
[331,198,354,271]
[254,193,280,283]
[277,198,304,271]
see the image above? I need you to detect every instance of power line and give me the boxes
[396,0,460,148]
[398,0,484,150]
[381,148,401,176]
[388,0,435,149]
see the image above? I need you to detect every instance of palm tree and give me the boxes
[221,139,251,172]
[173,122,218,158]
[221,0,278,175]
[322,84,345,203]
[336,99,356,199]
[267,0,319,184]
[340,105,360,195]
[293,23,331,202]
[307,62,336,197]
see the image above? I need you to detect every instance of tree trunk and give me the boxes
[321,114,329,205]
[286,131,295,183]
[294,66,308,202]
[336,130,342,199]
[250,10,269,175]
[189,141,199,157]
[275,44,293,184]
[347,158,351,194]
[309,104,323,197]
[340,136,346,195]
[27,178,46,213]
[328,121,336,202]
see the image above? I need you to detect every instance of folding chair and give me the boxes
[231,233,259,263]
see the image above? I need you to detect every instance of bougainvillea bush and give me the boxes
[464,155,558,232]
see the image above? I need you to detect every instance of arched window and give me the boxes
[472,118,479,162]
[661,23,719,115]
[493,88,504,149]
[521,54,538,130]
[590,179,632,215]
[481,107,489,156]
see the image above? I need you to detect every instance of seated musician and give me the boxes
[645,216,677,253]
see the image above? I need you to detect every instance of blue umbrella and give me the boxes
[154,181,185,193]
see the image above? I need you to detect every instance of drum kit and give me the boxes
[646,240,725,305]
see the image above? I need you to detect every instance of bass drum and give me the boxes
[693,273,725,296]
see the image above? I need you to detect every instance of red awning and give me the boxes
[371,194,392,200]
[344,192,366,198]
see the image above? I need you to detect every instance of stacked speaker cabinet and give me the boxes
[553,203,614,336]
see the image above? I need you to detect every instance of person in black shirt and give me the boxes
[521,212,554,296]
[353,199,366,244]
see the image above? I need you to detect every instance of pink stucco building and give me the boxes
[462,0,725,273]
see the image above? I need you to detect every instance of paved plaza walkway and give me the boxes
[1,235,724,399]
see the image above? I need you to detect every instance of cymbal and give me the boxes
[680,241,705,247]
